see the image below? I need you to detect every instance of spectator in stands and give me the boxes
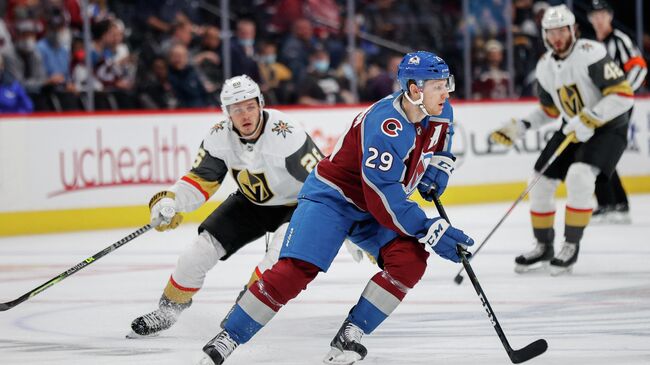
[167,43,208,108]
[160,19,194,57]
[70,36,101,93]
[7,18,49,110]
[296,47,353,105]
[0,18,16,58]
[236,19,256,58]
[0,53,33,113]
[472,39,510,99]
[90,18,135,109]
[334,49,368,103]
[192,25,222,102]
[36,7,79,110]
[138,56,176,109]
[280,18,318,82]
[257,41,292,105]
[365,53,402,101]
[230,18,261,82]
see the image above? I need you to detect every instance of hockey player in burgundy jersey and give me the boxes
[197,51,474,365]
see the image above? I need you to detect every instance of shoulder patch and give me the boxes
[381,118,403,137]
[211,121,227,134]
[579,42,594,52]
[272,120,294,138]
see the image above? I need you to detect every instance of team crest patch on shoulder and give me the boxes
[272,120,293,138]
[211,121,227,134]
[381,118,403,137]
[580,43,593,51]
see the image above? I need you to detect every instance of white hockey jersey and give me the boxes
[527,39,634,130]
[170,109,323,211]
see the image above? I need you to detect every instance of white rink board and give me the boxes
[1,99,649,213]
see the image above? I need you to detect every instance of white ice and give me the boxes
[1,195,649,365]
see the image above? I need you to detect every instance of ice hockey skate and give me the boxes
[550,242,579,276]
[126,296,191,338]
[198,330,239,365]
[591,204,632,225]
[323,319,367,365]
[514,241,554,274]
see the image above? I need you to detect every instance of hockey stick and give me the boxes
[453,132,574,284]
[433,196,548,364]
[0,223,154,311]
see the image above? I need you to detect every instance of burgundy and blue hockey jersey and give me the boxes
[307,91,453,239]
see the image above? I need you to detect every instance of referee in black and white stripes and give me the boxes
[587,0,647,223]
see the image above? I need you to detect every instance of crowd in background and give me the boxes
[0,0,648,113]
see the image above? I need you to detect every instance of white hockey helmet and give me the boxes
[220,74,265,118]
[541,5,577,54]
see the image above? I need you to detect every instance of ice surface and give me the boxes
[1,195,649,364]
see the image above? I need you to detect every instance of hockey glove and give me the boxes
[418,151,455,200]
[149,191,183,232]
[490,118,528,146]
[562,112,597,143]
[344,240,364,263]
[419,218,474,263]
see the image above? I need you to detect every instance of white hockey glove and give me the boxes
[562,112,597,143]
[344,240,364,263]
[419,218,474,263]
[344,240,377,264]
[490,118,528,146]
[149,191,183,232]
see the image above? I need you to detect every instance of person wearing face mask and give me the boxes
[0,53,34,113]
[230,18,261,83]
[5,19,48,110]
[257,41,292,105]
[297,47,353,105]
[36,7,78,110]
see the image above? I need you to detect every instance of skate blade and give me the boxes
[323,347,363,365]
[514,261,549,274]
[125,330,160,339]
[550,265,573,276]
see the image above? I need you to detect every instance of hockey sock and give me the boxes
[224,258,319,344]
[531,210,555,244]
[163,276,198,304]
[348,271,408,334]
[348,239,428,334]
[565,206,592,243]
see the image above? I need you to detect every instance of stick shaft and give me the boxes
[0,224,153,311]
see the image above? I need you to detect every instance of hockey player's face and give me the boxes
[546,27,572,54]
[421,79,449,115]
[229,99,261,137]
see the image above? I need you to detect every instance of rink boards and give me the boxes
[1,98,649,235]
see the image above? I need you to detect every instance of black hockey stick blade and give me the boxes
[453,273,464,284]
[509,339,548,364]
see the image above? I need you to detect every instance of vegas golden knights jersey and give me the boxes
[532,39,634,130]
[169,109,322,211]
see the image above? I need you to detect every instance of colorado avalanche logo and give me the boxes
[408,56,420,65]
[381,119,403,137]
